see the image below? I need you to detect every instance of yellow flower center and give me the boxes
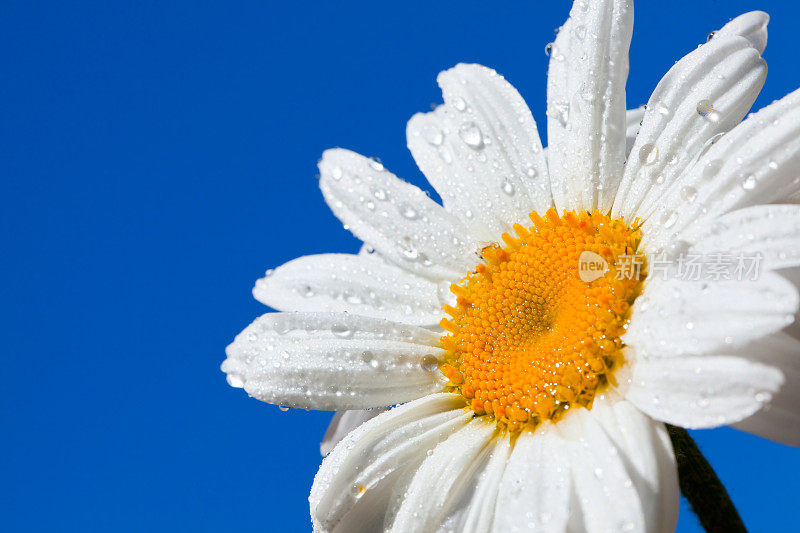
[439,208,645,432]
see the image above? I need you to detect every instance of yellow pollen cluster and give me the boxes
[439,208,645,432]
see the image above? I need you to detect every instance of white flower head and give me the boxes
[224,2,800,531]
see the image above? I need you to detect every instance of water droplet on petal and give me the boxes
[696,99,714,117]
[423,125,444,146]
[362,350,379,369]
[458,122,485,149]
[331,324,353,338]
[551,102,569,127]
[226,374,244,388]
[400,238,420,261]
[330,166,343,181]
[501,179,516,196]
[453,96,467,112]
[755,391,770,403]
[660,210,678,228]
[399,204,419,220]
[299,285,315,298]
[702,159,724,181]
[639,143,658,165]
[742,174,757,190]
[680,186,697,203]
[655,102,671,116]
[421,354,439,372]
[544,42,554,56]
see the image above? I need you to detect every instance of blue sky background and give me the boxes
[3,1,799,531]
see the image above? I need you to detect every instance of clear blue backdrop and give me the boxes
[3,1,799,531]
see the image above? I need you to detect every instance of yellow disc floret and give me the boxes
[440,208,645,432]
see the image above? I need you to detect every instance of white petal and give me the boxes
[320,408,388,457]
[625,354,784,428]
[406,64,551,241]
[546,0,633,213]
[222,312,447,410]
[437,434,511,533]
[687,204,800,271]
[626,273,798,357]
[625,105,645,157]
[613,31,766,221]
[559,407,647,533]
[492,425,571,533]
[388,419,497,532]
[715,11,769,53]
[310,393,471,533]
[729,332,800,446]
[319,148,477,281]
[589,400,679,533]
[253,253,445,326]
[644,87,800,251]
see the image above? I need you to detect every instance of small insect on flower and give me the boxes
[224,2,800,531]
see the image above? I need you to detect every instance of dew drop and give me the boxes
[299,284,315,298]
[551,102,569,127]
[330,166,343,181]
[742,174,757,190]
[278,405,290,412]
[639,143,658,165]
[438,145,453,164]
[544,42,554,56]
[399,204,419,220]
[696,99,714,117]
[660,210,678,228]
[423,125,444,146]
[680,186,697,203]
[655,102,671,116]
[369,159,384,171]
[400,239,420,261]
[344,292,362,305]
[421,354,439,372]
[458,122,485,149]
[331,324,353,338]
[707,30,717,41]
[372,187,388,201]
[226,374,244,388]
[702,159,724,181]
[362,350,379,369]
[501,179,516,196]
[453,96,467,112]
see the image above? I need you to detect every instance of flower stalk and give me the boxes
[666,425,746,533]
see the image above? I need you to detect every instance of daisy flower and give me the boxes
[223,1,800,531]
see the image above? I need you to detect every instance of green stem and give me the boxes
[666,425,746,533]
